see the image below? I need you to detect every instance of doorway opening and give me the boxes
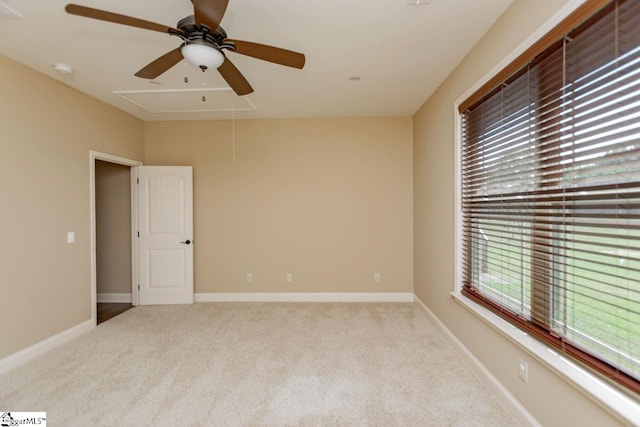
[89,151,142,326]
[95,160,132,324]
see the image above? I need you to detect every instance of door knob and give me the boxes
[180,240,191,245]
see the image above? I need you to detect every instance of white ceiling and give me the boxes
[0,0,513,121]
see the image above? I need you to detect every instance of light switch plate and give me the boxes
[67,232,75,244]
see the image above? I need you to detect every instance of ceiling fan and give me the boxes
[65,0,306,95]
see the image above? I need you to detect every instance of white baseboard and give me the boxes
[0,320,93,375]
[195,292,414,303]
[413,295,540,427]
[97,293,132,303]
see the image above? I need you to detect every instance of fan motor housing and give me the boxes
[176,15,232,50]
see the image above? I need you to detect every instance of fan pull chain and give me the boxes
[184,59,189,84]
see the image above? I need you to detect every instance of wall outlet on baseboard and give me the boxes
[518,358,528,383]
[246,273,253,283]
[286,273,293,283]
[373,272,381,283]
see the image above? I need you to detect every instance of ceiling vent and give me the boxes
[0,1,22,18]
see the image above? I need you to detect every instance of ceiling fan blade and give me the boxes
[65,4,181,34]
[218,57,253,96]
[226,39,305,69]
[135,48,184,79]
[193,0,229,32]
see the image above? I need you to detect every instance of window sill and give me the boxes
[451,291,640,425]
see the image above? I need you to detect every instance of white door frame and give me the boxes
[89,150,142,326]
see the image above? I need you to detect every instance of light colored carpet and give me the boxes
[0,303,518,426]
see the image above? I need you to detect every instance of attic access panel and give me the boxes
[113,88,255,113]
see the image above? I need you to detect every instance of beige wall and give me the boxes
[95,160,132,295]
[2,2,626,421]
[145,118,413,294]
[413,0,625,425]
[0,54,144,358]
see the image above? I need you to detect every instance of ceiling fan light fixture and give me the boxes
[181,43,225,70]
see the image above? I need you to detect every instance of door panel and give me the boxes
[137,166,193,305]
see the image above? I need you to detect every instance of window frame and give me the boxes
[453,0,640,420]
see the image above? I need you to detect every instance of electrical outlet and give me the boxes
[373,273,381,283]
[518,358,528,383]
[246,273,253,283]
[286,273,293,283]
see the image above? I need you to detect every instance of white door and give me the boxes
[137,166,193,305]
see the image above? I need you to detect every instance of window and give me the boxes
[460,0,640,393]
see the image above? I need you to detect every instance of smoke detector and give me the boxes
[53,64,74,75]
[0,1,22,18]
